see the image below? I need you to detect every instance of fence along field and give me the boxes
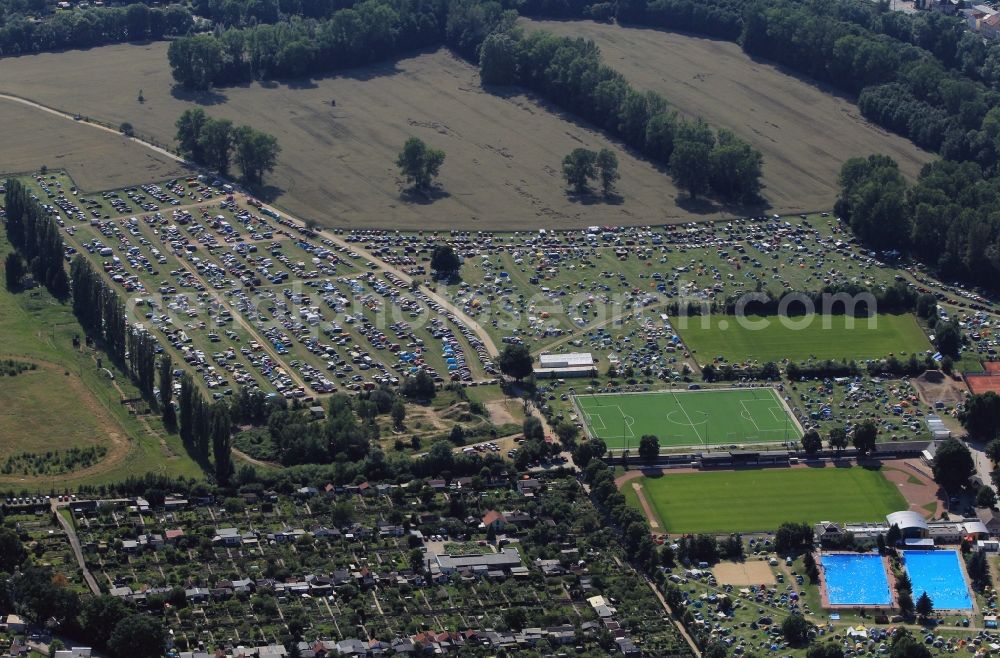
[523,19,935,211]
[575,388,802,449]
[0,43,732,231]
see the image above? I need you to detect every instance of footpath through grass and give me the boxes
[626,467,906,533]
[575,388,801,449]
[676,312,930,364]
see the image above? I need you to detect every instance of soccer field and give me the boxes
[574,388,801,450]
[675,312,929,364]
[624,468,906,533]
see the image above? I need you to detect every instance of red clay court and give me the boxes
[965,372,1000,395]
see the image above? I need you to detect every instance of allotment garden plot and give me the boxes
[574,388,801,449]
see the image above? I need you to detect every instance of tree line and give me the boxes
[836,154,1000,293]
[3,178,70,299]
[480,28,763,201]
[175,109,281,186]
[590,0,1000,172]
[70,256,157,400]
[0,3,193,56]
[165,0,763,203]
[178,372,234,484]
[166,0,448,89]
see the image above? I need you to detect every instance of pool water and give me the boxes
[821,553,892,606]
[902,550,973,610]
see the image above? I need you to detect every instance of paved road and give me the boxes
[966,439,995,493]
[50,501,100,595]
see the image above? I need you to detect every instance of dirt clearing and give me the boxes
[912,370,967,407]
[0,96,187,189]
[522,19,935,211]
[0,43,739,230]
[712,560,776,586]
[881,460,943,518]
[485,399,522,426]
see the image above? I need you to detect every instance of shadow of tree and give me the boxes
[400,186,450,204]
[169,84,228,106]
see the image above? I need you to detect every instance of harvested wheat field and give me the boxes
[522,19,936,210]
[0,96,187,189]
[0,42,742,230]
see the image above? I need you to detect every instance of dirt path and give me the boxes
[293,220,499,358]
[643,575,702,658]
[232,447,280,469]
[5,90,503,376]
[631,481,660,530]
[0,92,185,165]
[50,501,100,595]
[614,468,645,487]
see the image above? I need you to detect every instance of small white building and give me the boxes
[925,415,951,440]
[535,352,596,378]
[4,614,25,632]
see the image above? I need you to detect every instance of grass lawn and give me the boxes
[625,467,906,533]
[0,233,205,489]
[676,312,930,364]
[0,366,107,460]
[574,388,801,450]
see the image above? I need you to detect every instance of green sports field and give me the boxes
[574,388,801,449]
[623,467,907,533]
[675,312,929,364]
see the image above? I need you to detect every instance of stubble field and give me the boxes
[522,19,936,210]
[0,96,187,189]
[0,43,706,230]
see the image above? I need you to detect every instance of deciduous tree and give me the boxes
[397,137,445,191]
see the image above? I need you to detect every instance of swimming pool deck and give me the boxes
[818,551,899,610]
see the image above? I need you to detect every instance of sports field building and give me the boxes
[814,511,991,546]
[535,352,596,378]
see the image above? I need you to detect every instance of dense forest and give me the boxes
[166,0,483,87]
[837,154,1000,293]
[0,2,192,54]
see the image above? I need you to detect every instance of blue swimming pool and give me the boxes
[902,550,973,610]
[821,553,892,606]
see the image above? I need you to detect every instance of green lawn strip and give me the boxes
[676,312,930,364]
[631,467,906,534]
